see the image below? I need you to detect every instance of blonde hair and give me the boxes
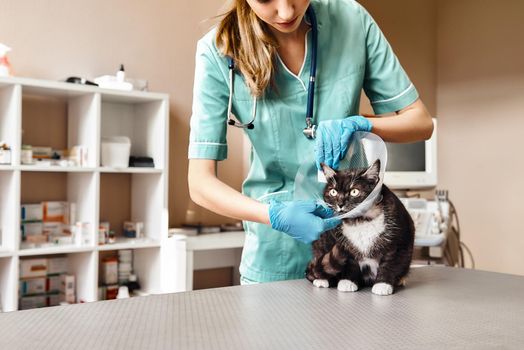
[216,0,278,97]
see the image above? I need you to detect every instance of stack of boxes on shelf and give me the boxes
[20,144,88,167]
[98,221,145,245]
[21,202,90,248]
[118,249,133,284]
[99,249,140,300]
[19,256,75,310]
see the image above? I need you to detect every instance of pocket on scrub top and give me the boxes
[318,67,365,119]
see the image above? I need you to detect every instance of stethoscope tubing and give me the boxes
[226,5,318,133]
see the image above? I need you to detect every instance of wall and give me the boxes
[358,0,437,116]
[437,0,524,275]
[365,0,524,275]
[0,0,244,228]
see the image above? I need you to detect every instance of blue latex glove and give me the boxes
[316,115,372,170]
[268,200,341,244]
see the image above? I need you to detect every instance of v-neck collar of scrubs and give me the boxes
[275,26,312,92]
[273,9,318,96]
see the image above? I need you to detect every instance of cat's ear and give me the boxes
[363,159,381,185]
[321,163,337,184]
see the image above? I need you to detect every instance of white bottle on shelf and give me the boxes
[116,64,125,83]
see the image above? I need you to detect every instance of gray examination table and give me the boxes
[0,266,523,349]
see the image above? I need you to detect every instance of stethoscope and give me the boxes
[226,5,319,139]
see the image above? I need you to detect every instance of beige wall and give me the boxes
[365,0,524,275]
[437,0,524,275]
[0,0,244,227]
[358,0,437,116]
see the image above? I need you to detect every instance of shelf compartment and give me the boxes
[98,247,160,298]
[100,98,167,170]
[0,84,21,166]
[0,170,20,250]
[21,90,99,168]
[20,171,98,250]
[18,251,98,308]
[100,172,165,243]
[0,256,18,312]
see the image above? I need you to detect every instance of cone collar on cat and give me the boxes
[294,131,388,220]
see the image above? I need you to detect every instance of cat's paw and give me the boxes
[371,282,393,296]
[312,279,329,288]
[397,277,407,287]
[337,279,358,292]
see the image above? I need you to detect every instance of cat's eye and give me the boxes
[329,189,338,197]
[350,189,360,197]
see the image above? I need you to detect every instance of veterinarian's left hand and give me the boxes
[316,115,372,170]
[268,200,341,244]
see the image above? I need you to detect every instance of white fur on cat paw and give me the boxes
[372,282,393,296]
[337,279,358,292]
[312,279,329,288]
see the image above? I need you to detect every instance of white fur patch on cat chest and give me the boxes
[342,213,386,255]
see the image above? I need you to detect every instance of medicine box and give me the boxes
[19,278,46,296]
[102,257,118,285]
[49,275,61,292]
[21,204,43,222]
[123,221,136,238]
[19,295,47,310]
[60,292,75,304]
[21,222,43,235]
[43,222,63,236]
[21,223,46,244]
[19,275,62,296]
[48,293,60,307]
[25,234,47,244]
[105,284,119,300]
[43,201,67,222]
[60,274,76,303]
[61,274,75,295]
[20,259,48,278]
[48,257,68,275]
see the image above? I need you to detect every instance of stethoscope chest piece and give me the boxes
[303,124,316,139]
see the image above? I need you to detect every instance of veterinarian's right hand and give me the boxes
[268,200,341,244]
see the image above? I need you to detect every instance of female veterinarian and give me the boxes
[188,0,433,284]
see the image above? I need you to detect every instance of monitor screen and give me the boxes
[383,118,437,189]
[385,141,426,172]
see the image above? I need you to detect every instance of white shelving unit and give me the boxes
[0,76,173,312]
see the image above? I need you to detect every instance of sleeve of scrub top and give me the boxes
[188,39,229,160]
[358,4,420,115]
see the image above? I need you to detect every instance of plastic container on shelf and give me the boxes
[101,136,131,168]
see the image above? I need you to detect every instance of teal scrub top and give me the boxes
[188,0,419,282]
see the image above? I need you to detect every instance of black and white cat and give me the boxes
[306,159,415,296]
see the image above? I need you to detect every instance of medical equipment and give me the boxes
[295,131,387,220]
[94,64,133,91]
[401,197,448,245]
[226,6,319,138]
[384,118,437,189]
[65,76,98,86]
